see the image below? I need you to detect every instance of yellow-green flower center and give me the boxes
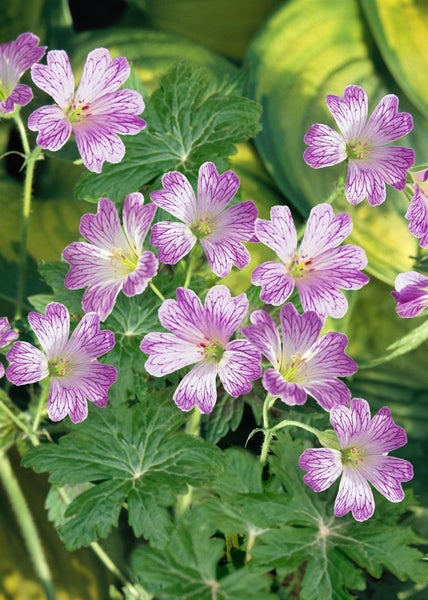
[110,246,139,275]
[48,358,71,378]
[65,102,90,124]
[279,352,305,381]
[202,340,225,362]
[341,446,366,467]
[346,141,369,160]
[191,218,213,239]
[287,256,313,279]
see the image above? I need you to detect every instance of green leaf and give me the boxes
[248,433,428,600]
[22,395,224,550]
[361,0,428,120]
[244,0,427,285]
[75,61,262,203]
[131,518,275,599]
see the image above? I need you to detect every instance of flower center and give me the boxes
[279,352,305,381]
[287,255,313,279]
[341,446,366,467]
[201,339,225,362]
[48,357,71,378]
[65,101,90,123]
[191,217,214,239]
[110,246,139,275]
[346,141,369,160]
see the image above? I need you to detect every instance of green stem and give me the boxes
[0,397,39,446]
[183,248,199,288]
[149,281,165,302]
[176,408,202,517]
[0,451,57,600]
[259,394,277,466]
[32,381,49,433]
[271,419,321,438]
[13,126,43,321]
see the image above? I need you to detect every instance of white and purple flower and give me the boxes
[303,85,415,206]
[391,271,428,318]
[63,193,158,321]
[0,32,46,115]
[405,169,428,248]
[251,203,369,318]
[241,303,357,410]
[28,47,146,172]
[149,162,258,278]
[299,398,413,521]
[0,317,18,378]
[6,302,117,423]
[140,285,261,414]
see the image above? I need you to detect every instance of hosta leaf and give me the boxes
[361,0,428,120]
[75,61,261,203]
[22,395,223,550]
[244,0,428,285]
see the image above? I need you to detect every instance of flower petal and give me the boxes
[363,455,413,502]
[280,303,323,357]
[304,378,351,411]
[218,339,261,397]
[197,162,240,215]
[326,85,368,141]
[66,312,115,359]
[31,49,74,107]
[28,302,70,358]
[150,170,197,222]
[123,193,156,250]
[241,309,281,367]
[262,369,307,405]
[203,285,248,341]
[254,205,297,262]
[173,361,218,414]
[303,123,346,168]
[334,467,375,521]
[299,447,342,492]
[150,221,196,265]
[6,341,48,385]
[75,48,130,103]
[363,93,413,143]
[122,251,158,297]
[140,332,202,376]
[73,122,126,173]
[299,204,352,257]
[252,261,295,306]
[158,288,205,343]
[27,105,72,151]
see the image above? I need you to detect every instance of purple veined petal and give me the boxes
[122,251,158,297]
[299,204,352,258]
[88,89,146,133]
[65,312,115,359]
[201,236,251,277]
[47,378,78,422]
[406,186,428,248]
[345,159,387,206]
[362,93,414,143]
[212,200,258,242]
[241,309,281,367]
[202,286,248,341]
[262,369,307,406]
[73,121,126,173]
[326,85,368,141]
[254,205,297,262]
[391,270,428,318]
[78,198,127,250]
[0,317,18,347]
[158,288,205,343]
[65,361,117,406]
[218,339,262,397]
[75,49,130,104]
[330,398,371,448]
[296,276,349,319]
[6,341,48,385]
[362,455,413,502]
[334,467,375,521]
[363,405,407,454]
[279,303,323,357]
[304,332,358,378]
[1,32,46,80]
[150,170,197,223]
[366,145,415,190]
[28,302,70,358]
[150,221,196,265]
[395,270,428,292]
[122,193,156,250]
[2,84,33,112]
[299,447,342,492]
[197,162,240,216]
[304,378,351,411]
[252,261,295,306]
[27,105,72,151]
[303,123,347,168]
[173,360,218,414]
[31,49,74,108]
[140,332,203,376]
[81,281,123,321]
[63,241,122,290]
[310,245,369,289]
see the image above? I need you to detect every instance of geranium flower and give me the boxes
[6,302,117,423]
[303,85,415,206]
[299,398,413,521]
[251,203,369,318]
[241,303,357,410]
[63,192,158,321]
[140,285,261,414]
[28,47,146,172]
[405,169,428,248]
[391,271,428,318]
[149,162,258,277]
[0,317,18,378]
[0,32,46,114]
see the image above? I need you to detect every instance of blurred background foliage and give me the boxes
[1,0,428,597]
